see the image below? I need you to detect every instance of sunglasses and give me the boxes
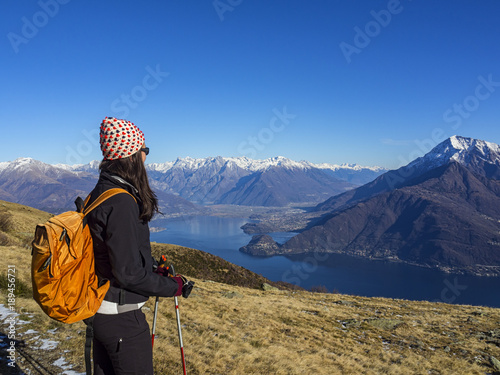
[141,147,150,156]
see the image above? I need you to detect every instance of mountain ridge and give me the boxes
[0,156,386,212]
[147,155,386,174]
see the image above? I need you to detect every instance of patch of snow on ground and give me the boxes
[22,329,38,335]
[38,339,59,350]
[53,356,86,375]
[0,304,18,322]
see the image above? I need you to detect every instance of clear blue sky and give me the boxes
[1,0,499,168]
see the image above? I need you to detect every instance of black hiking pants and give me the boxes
[93,309,153,375]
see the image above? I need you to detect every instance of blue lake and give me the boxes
[150,216,500,308]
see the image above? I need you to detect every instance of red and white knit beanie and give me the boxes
[99,117,145,160]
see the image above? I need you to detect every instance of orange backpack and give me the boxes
[31,188,134,324]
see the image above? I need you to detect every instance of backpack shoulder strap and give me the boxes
[83,188,137,216]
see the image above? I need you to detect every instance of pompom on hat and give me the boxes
[99,117,145,160]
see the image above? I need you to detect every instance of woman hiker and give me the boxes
[85,116,193,374]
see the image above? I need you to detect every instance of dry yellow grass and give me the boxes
[1,242,500,374]
[0,200,499,374]
[145,281,500,375]
[0,200,52,248]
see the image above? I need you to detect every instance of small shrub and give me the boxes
[250,340,264,348]
[310,285,329,293]
[0,232,13,246]
[0,272,33,299]
[0,209,13,232]
[279,316,295,325]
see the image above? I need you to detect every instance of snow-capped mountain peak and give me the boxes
[0,157,50,174]
[54,159,101,172]
[446,135,500,162]
[406,135,500,173]
[146,156,382,173]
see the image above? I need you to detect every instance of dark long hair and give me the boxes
[99,151,160,222]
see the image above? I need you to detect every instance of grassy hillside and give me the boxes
[150,242,299,291]
[0,200,52,247]
[0,200,499,374]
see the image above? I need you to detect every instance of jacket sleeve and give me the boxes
[103,194,181,298]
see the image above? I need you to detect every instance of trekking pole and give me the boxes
[169,264,187,375]
[151,296,159,348]
[152,255,167,348]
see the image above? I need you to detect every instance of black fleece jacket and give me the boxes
[86,171,181,304]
